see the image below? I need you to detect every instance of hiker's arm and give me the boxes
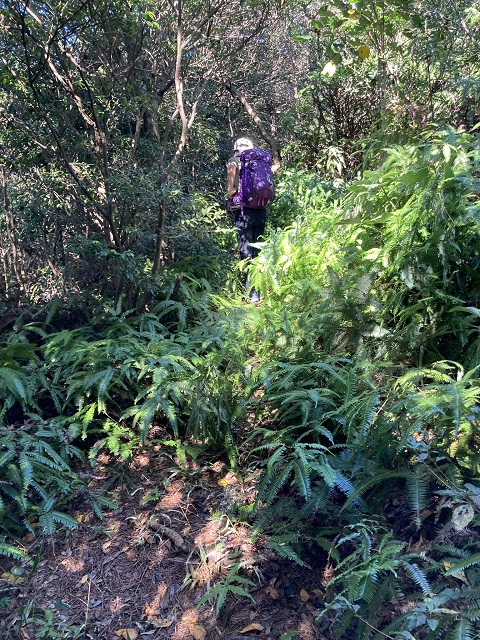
[227,162,238,199]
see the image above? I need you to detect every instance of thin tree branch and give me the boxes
[224,80,280,171]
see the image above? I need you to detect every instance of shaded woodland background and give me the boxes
[1,1,480,638]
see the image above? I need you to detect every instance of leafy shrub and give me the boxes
[249,126,480,369]
[239,127,480,638]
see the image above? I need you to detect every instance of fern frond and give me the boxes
[395,366,453,390]
[33,440,72,470]
[18,453,33,493]
[444,552,480,574]
[0,539,29,561]
[264,445,288,472]
[29,480,49,502]
[292,460,311,499]
[406,467,430,527]
[0,367,28,400]
[256,461,293,506]
[0,483,23,507]
[311,461,337,487]
[447,619,474,640]
[341,367,358,406]
[301,486,327,518]
[5,463,22,488]
[340,471,407,510]
[401,560,432,596]
[340,391,380,443]
[49,511,79,529]
[267,538,305,565]
[334,607,354,640]
[432,544,471,559]
[0,449,15,467]
[39,512,55,534]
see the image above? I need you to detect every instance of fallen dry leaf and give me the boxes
[443,561,469,585]
[102,540,112,552]
[189,623,207,640]
[151,618,173,629]
[300,588,310,602]
[114,629,138,640]
[1,572,23,584]
[217,472,238,487]
[420,509,433,521]
[239,623,264,633]
[321,563,335,586]
[80,575,89,585]
[144,604,160,617]
[265,586,280,600]
[410,536,425,551]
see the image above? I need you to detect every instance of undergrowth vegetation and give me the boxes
[1,127,480,638]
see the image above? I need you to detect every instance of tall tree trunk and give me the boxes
[152,0,199,273]
[1,166,23,297]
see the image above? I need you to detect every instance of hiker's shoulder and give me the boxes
[227,155,240,167]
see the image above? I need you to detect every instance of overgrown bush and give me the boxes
[241,126,480,638]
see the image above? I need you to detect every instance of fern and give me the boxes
[448,619,474,640]
[256,459,293,506]
[335,389,380,445]
[197,561,255,614]
[0,421,111,542]
[400,561,432,597]
[340,471,409,511]
[444,552,480,574]
[266,535,305,565]
[406,466,430,528]
[49,511,80,529]
[0,538,29,561]
[292,459,311,499]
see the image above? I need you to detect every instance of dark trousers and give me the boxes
[233,207,267,261]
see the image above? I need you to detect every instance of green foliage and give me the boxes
[197,558,255,614]
[394,362,480,473]
[1,275,251,464]
[241,127,480,638]
[315,515,480,639]
[0,0,479,633]
[0,121,479,640]
[0,343,39,420]
[0,540,29,562]
[282,0,480,173]
[250,127,480,367]
[0,421,113,545]
[5,600,86,639]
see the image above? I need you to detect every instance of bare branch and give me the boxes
[225,80,281,172]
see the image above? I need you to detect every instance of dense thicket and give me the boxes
[1,0,480,638]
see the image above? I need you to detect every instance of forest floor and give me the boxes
[0,438,330,640]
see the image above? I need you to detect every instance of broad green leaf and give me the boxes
[399,168,429,185]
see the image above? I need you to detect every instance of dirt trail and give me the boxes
[1,447,327,640]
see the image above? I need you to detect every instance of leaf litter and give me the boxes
[0,445,326,640]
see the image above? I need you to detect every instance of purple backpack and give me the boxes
[232,148,274,209]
